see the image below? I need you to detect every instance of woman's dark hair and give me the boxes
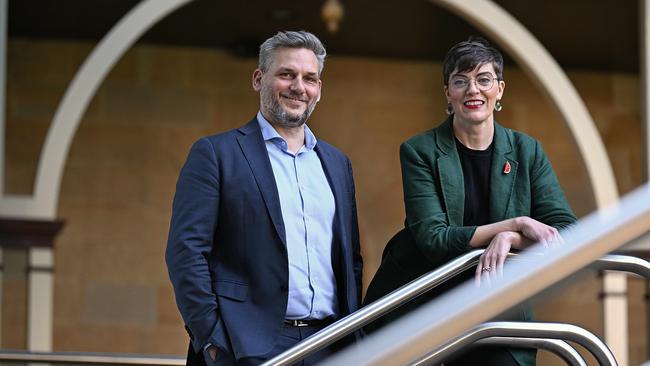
[442,36,504,86]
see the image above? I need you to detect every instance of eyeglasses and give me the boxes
[449,74,498,91]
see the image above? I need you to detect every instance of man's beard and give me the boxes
[261,88,317,128]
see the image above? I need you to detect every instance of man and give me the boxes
[166,31,363,366]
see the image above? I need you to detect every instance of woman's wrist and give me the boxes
[510,217,523,232]
[497,230,525,250]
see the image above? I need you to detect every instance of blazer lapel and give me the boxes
[314,142,350,299]
[435,119,465,227]
[488,122,518,222]
[236,119,287,247]
[315,144,347,244]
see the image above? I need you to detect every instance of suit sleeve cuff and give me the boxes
[192,316,229,354]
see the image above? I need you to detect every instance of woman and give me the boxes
[363,37,576,366]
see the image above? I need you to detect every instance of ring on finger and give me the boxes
[482,267,492,272]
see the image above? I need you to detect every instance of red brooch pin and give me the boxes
[503,161,511,174]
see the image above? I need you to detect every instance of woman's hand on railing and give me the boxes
[475,231,519,285]
[514,216,563,248]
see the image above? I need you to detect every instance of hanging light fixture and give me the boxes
[321,0,344,33]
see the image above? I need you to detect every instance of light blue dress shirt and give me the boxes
[257,112,338,320]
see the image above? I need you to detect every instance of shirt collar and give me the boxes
[256,111,317,150]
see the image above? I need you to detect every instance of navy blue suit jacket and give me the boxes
[166,118,363,361]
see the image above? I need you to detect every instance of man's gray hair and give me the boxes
[259,30,327,75]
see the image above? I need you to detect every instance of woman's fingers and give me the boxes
[496,250,507,277]
[519,217,562,244]
[476,232,518,286]
[476,252,502,286]
[476,255,491,286]
[520,218,566,249]
[542,228,563,249]
[553,229,565,246]
[489,252,499,281]
[476,255,494,286]
[538,238,548,249]
[475,258,484,285]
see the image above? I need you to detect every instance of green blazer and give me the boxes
[364,117,576,366]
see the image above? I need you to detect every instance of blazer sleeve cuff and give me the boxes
[447,226,477,253]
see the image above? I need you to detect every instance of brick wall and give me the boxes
[4,39,645,364]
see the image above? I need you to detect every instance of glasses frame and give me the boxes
[448,73,499,92]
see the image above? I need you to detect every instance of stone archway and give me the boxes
[0,0,622,359]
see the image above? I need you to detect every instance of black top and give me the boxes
[448,139,517,366]
[455,138,494,226]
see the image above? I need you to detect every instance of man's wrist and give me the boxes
[207,345,217,362]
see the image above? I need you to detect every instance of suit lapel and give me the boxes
[488,122,517,222]
[315,142,349,291]
[236,119,287,247]
[435,119,465,227]
[315,143,347,243]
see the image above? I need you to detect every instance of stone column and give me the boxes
[0,218,63,350]
[640,0,650,359]
[601,271,628,366]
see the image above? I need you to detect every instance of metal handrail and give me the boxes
[410,322,614,366]
[0,350,184,365]
[0,258,643,366]
[475,336,586,366]
[262,248,489,366]
[318,185,650,365]
[0,257,640,366]
[589,254,650,277]
[263,250,650,366]
[0,339,586,366]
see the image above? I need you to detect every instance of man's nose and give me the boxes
[290,77,306,92]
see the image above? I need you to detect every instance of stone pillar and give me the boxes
[28,247,54,350]
[624,248,650,359]
[0,0,6,346]
[601,271,629,366]
[0,0,6,196]
[640,0,650,359]
[647,278,650,358]
[0,218,63,350]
